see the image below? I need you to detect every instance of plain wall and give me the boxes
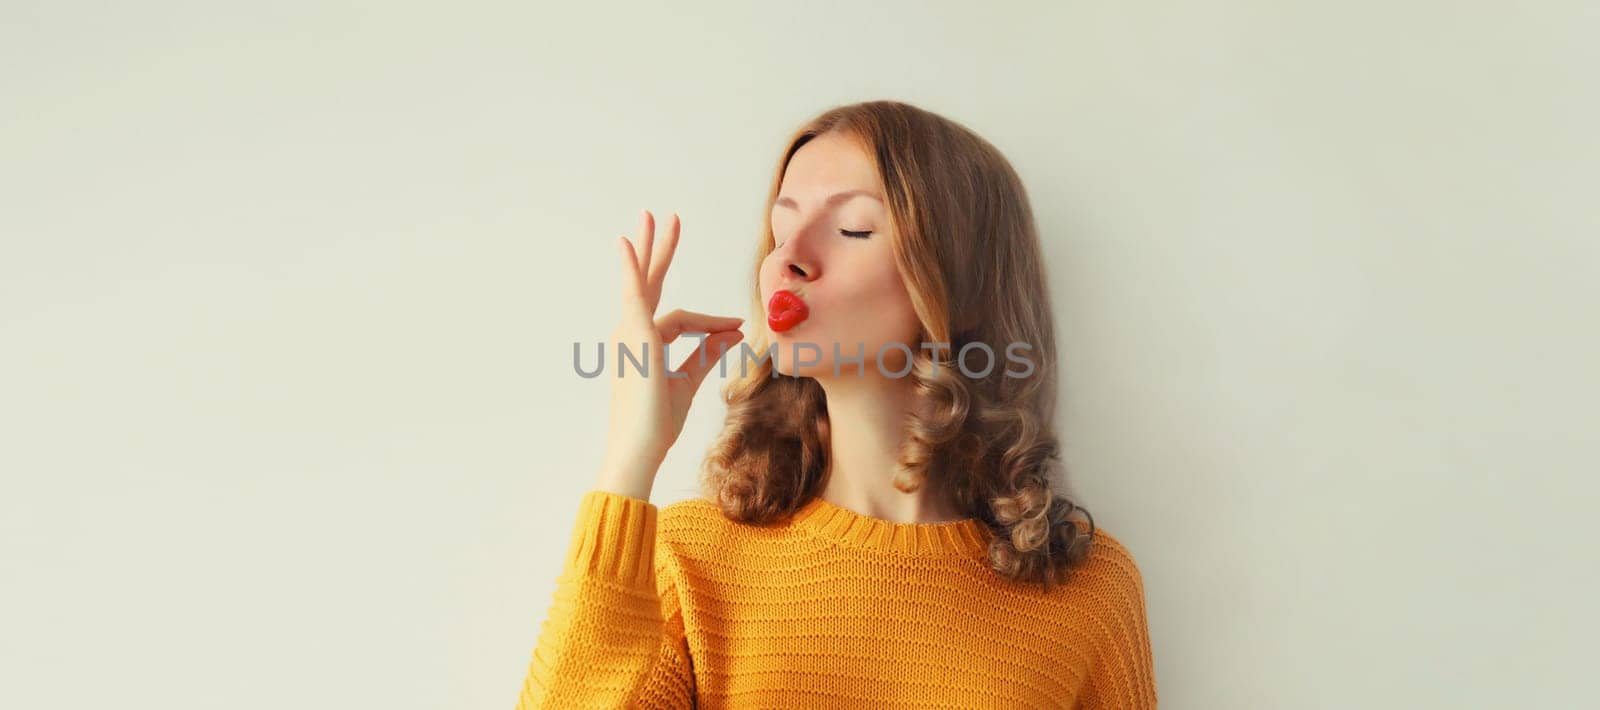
[3,1,1595,708]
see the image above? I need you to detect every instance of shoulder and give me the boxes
[1084,527,1143,576]
[1064,527,1159,705]
[1078,526,1147,592]
[658,494,721,531]
[1068,526,1151,631]
[654,494,805,568]
[653,494,732,557]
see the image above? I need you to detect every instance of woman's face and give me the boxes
[760,131,921,379]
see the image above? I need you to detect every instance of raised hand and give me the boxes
[596,210,746,500]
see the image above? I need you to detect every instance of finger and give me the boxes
[617,236,647,314]
[636,210,655,298]
[675,329,745,390]
[655,309,745,343]
[646,212,681,305]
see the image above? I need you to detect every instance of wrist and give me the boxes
[595,450,661,501]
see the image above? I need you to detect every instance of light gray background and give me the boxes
[3,1,1595,708]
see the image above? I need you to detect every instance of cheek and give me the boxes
[828,267,919,344]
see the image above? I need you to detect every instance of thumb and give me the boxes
[676,329,745,389]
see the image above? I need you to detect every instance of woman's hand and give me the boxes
[596,210,745,500]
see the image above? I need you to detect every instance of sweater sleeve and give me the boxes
[513,489,696,709]
[1077,533,1159,709]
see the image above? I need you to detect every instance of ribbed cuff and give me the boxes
[561,489,658,587]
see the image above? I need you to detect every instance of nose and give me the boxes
[784,258,815,281]
[773,233,821,284]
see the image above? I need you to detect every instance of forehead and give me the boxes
[781,131,879,192]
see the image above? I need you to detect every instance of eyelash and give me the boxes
[840,229,872,239]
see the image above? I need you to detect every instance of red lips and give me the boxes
[766,289,809,332]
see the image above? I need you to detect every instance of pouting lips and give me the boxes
[766,289,809,332]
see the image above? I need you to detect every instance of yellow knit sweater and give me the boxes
[514,489,1157,708]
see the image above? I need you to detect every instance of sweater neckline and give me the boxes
[789,494,992,558]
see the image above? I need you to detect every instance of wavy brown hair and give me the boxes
[698,100,1096,590]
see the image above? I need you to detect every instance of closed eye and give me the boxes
[840,229,873,239]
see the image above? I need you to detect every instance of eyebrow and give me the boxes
[773,189,884,210]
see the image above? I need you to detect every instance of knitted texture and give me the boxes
[515,489,1157,708]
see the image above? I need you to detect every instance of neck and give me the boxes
[814,371,966,524]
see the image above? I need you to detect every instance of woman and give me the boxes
[515,100,1158,708]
